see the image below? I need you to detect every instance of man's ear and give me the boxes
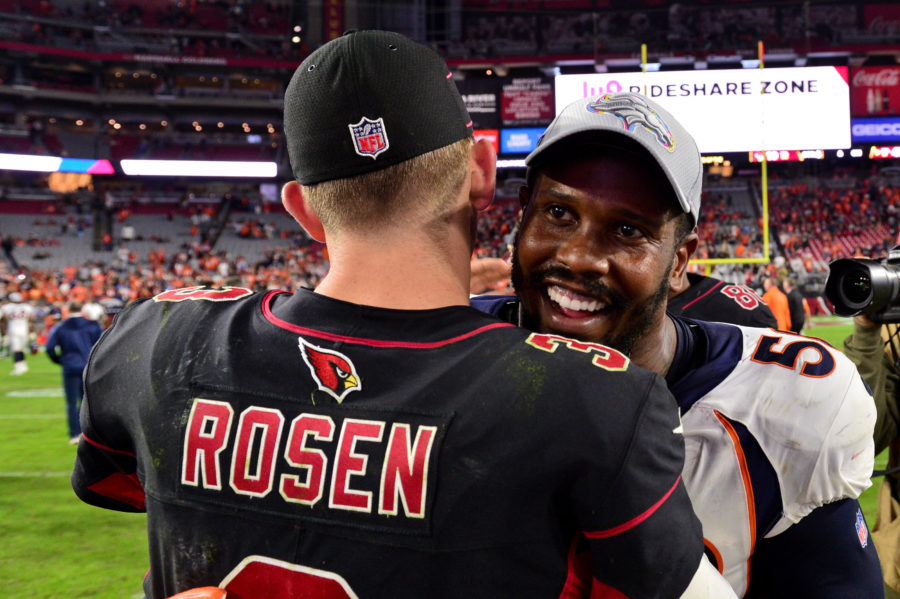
[282,181,326,243]
[469,138,496,212]
[518,183,530,210]
[671,227,699,294]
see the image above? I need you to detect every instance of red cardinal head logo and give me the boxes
[298,338,362,403]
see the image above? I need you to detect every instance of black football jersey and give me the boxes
[667,273,778,328]
[73,286,702,599]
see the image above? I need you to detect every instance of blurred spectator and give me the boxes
[781,277,806,333]
[1,291,35,375]
[761,276,791,331]
[45,301,102,444]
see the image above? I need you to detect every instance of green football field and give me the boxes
[0,317,884,598]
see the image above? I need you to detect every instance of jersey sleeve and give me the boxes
[748,303,778,329]
[769,353,876,536]
[748,498,882,598]
[71,300,150,512]
[576,373,705,598]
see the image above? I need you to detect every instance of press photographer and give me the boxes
[831,249,900,597]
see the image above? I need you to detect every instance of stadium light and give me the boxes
[0,153,114,174]
[120,159,277,178]
[497,159,526,169]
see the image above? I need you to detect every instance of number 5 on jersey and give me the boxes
[750,334,836,378]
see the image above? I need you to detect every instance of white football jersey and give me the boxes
[2,301,35,337]
[672,319,875,596]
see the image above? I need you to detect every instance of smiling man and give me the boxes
[475,92,883,598]
[512,132,693,372]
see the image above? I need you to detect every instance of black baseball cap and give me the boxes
[284,30,474,185]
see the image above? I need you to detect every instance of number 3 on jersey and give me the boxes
[220,556,358,598]
[525,333,629,372]
[750,334,836,378]
[154,286,253,303]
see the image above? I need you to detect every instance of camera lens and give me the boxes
[841,268,872,305]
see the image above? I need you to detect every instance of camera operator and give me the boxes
[844,315,900,455]
[843,314,900,598]
[828,249,900,596]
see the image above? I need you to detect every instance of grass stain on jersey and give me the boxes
[506,355,546,418]
[152,447,165,471]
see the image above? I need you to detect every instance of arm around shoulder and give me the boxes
[579,372,706,598]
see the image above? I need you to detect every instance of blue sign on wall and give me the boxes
[500,128,546,155]
[851,117,900,143]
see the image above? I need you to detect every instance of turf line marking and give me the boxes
[0,472,71,477]
[0,414,64,419]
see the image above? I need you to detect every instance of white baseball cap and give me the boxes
[526,92,702,226]
[8,292,22,303]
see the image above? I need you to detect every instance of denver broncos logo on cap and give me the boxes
[587,93,676,152]
[298,338,362,403]
[348,117,389,159]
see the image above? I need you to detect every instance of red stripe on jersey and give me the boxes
[87,472,146,510]
[590,581,630,598]
[582,475,681,539]
[261,290,513,348]
[559,535,591,598]
[679,280,723,311]
[82,433,136,458]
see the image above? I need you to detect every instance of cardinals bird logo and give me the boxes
[298,338,362,403]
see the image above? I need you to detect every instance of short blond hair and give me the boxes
[302,137,472,231]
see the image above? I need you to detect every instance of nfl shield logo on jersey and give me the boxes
[855,508,868,548]
[348,117,389,159]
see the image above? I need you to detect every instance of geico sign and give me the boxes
[852,122,900,137]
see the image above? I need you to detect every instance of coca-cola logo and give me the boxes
[868,16,900,35]
[853,68,900,88]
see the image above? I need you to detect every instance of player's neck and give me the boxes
[313,232,472,310]
[628,314,678,378]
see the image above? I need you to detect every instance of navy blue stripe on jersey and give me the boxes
[469,294,517,318]
[746,498,883,598]
[716,413,783,539]
[264,291,513,347]
[668,317,743,412]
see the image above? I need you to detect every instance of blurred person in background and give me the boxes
[781,277,806,333]
[667,269,777,328]
[45,301,102,444]
[761,276,791,331]
[81,296,107,328]
[2,291,35,375]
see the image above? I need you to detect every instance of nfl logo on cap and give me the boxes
[349,117,389,159]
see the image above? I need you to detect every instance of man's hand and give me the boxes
[853,314,878,329]
[166,587,226,599]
